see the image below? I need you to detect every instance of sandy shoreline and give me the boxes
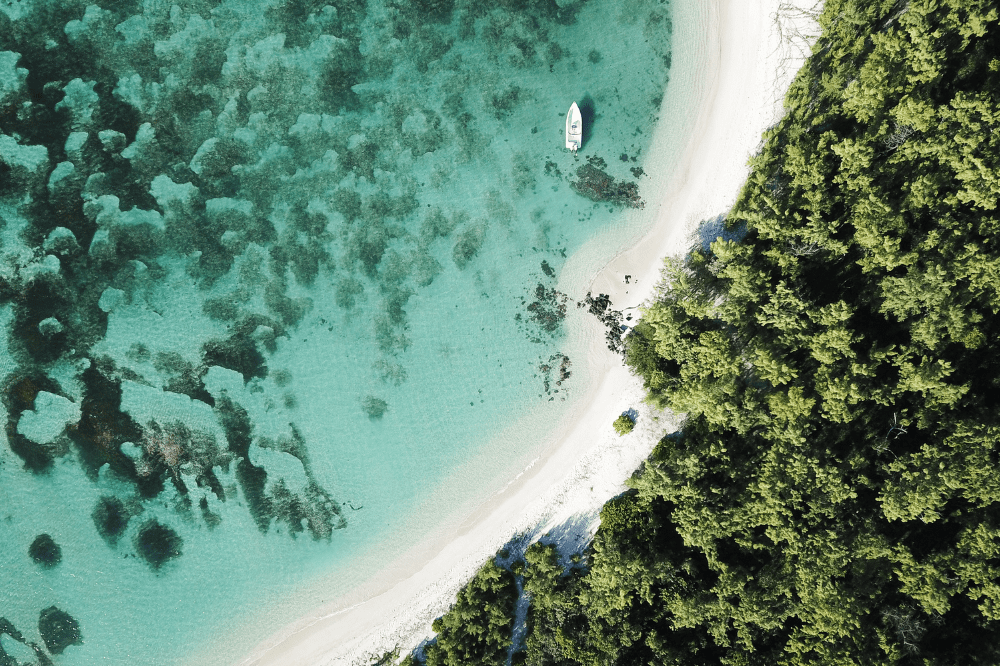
[237,1,817,664]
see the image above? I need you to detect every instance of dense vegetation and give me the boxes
[400,0,1000,664]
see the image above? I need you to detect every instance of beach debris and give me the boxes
[571,156,645,208]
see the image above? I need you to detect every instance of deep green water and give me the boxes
[0,0,674,663]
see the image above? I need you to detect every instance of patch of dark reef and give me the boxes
[362,395,389,420]
[217,397,271,533]
[74,358,156,492]
[1,369,65,472]
[452,221,487,269]
[216,397,343,538]
[527,283,568,335]
[151,350,215,406]
[9,271,77,364]
[199,496,222,529]
[580,292,625,354]
[538,353,571,396]
[202,334,268,383]
[38,607,82,655]
[92,495,134,546]
[571,155,644,209]
[136,420,232,500]
[28,534,61,568]
[261,424,345,537]
[0,617,52,666]
[134,519,183,571]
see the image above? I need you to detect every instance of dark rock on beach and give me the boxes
[581,292,626,354]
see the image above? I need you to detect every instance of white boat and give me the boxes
[565,102,582,152]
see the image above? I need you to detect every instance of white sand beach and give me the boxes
[238,1,819,664]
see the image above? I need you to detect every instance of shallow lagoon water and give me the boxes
[0,0,676,663]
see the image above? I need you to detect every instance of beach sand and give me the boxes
[238,1,819,663]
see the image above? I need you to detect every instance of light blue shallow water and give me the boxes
[0,0,676,663]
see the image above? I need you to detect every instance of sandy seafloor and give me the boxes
[0,0,818,664]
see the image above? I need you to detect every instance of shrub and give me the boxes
[613,413,634,436]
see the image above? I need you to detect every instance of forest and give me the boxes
[393,0,1000,664]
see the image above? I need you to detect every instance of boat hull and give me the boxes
[566,102,582,152]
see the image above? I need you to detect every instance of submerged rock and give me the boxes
[28,534,61,568]
[38,607,81,655]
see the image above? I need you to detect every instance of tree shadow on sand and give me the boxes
[693,214,747,255]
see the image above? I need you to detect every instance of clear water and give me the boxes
[0,0,676,663]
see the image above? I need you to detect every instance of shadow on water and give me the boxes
[578,94,596,148]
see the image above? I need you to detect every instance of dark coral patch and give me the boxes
[202,334,267,382]
[28,534,61,568]
[134,519,183,570]
[571,156,644,209]
[92,496,130,546]
[1,370,65,472]
[38,607,82,655]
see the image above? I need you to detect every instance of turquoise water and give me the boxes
[0,0,674,663]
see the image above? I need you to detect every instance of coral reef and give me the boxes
[538,352,571,395]
[38,607,82,655]
[526,283,568,334]
[362,395,389,419]
[28,534,62,568]
[91,495,132,546]
[571,156,645,208]
[0,616,52,666]
[133,519,183,570]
